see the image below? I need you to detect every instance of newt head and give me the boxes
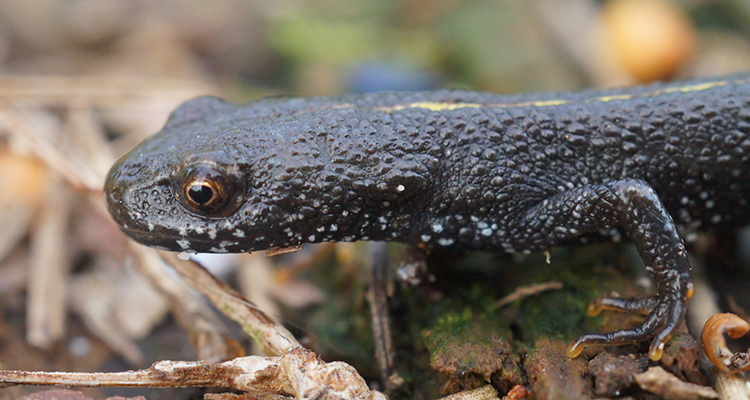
[103,96,325,254]
[104,95,416,254]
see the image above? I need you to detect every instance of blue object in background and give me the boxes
[348,62,439,93]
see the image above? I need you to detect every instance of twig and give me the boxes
[131,244,242,363]
[493,281,564,309]
[366,242,399,390]
[634,366,718,399]
[158,251,301,356]
[0,76,212,105]
[436,385,501,400]
[0,348,387,400]
[0,99,101,192]
[713,371,750,400]
[26,178,73,349]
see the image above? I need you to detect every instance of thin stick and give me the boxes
[159,251,301,356]
[493,281,564,309]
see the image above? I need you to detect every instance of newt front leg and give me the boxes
[510,179,693,360]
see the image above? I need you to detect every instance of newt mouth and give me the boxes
[116,225,246,253]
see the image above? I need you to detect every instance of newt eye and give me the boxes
[174,163,244,217]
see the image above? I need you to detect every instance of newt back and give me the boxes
[104,74,750,360]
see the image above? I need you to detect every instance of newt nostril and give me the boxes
[104,174,124,209]
[109,185,122,203]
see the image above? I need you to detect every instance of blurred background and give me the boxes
[0,0,749,399]
[1,0,747,97]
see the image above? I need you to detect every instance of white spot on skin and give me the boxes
[421,234,431,242]
[397,185,405,192]
[179,228,187,236]
[148,223,154,231]
[176,239,191,250]
[711,214,722,224]
[209,247,228,253]
[309,235,316,241]
[317,226,325,232]
[195,226,205,234]
[431,222,444,233]
[330,224,338,232]
[438,238,455,246]
[481,228,492,236]
[233,229,245,238]
[208,228,217,240]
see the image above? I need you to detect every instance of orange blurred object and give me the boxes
[602,0,695,82]
[701,313,750,373]
[0,150,49,208]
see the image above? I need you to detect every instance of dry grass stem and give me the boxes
[713,372,750,400]
[159,251,301,356]
[131,243,241,362]
[0,101,101,192]
[0,205,33,262]
[493,281,564,309]
[635,366,718,400]
[26,178,73,349]
[0,348,386,400]
[436,385,500,400]
[68,271,146,365]
[0,76,212,106]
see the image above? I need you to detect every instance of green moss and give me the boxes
[288,241,658,397]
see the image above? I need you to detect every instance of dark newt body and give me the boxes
[105,74,750,360]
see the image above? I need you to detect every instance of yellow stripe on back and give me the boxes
[375,77,744,113]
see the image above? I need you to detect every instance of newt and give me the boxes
[104,74,750,361]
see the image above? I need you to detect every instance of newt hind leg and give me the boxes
[510,178,693,360]
[567,290,690,360]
